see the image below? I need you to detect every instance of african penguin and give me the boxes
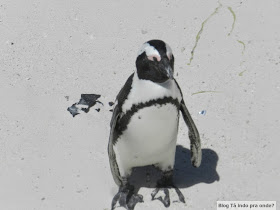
[108,40,202,210]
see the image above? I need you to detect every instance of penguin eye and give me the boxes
[147,55,161,62]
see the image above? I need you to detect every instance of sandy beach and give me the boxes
[0,0,279,209]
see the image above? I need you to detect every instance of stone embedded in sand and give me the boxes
[67,94,102,117]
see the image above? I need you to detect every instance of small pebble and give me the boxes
[199,110,206,115]
[141,29,148,34]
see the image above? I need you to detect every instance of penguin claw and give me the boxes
[174,186,186,203]
[111,185,143,210]
[127,194,144,210]
[151,185,185,207]
[151,188,170,207]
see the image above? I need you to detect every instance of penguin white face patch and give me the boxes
[137,42,161,62]
[165,43,173,60]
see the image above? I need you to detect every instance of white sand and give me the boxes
[0,0,279,209]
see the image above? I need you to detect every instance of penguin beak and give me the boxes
[165,65,174,80]
[161,58,174,80]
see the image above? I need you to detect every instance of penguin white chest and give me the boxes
[115,102,179,173]
[125,103,179,148]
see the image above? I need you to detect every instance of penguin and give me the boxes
[108,40,202,210]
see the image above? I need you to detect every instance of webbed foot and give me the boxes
[151,170,185,207]
[111,184,143,210]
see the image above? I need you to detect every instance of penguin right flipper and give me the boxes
[108,73,135,186]
[180,99,202,167]
[108,104,122,186]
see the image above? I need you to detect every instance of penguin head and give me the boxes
[136,40,174,83]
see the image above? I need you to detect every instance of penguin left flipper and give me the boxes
[180,99,202,167]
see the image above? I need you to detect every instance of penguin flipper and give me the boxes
[180,100,202,167]
[108,73,135,186]
[108,105,122,186]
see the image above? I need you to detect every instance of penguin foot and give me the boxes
[151,170,185,207]
[151,185,185,207]
[111,184,143,210]
[151,187,170,207]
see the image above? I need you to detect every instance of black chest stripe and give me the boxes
[113,97,180,145]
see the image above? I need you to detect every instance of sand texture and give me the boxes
[0,0,279,209]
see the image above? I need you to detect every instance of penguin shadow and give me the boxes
[129,145,220,191]
[174,145,220,188]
